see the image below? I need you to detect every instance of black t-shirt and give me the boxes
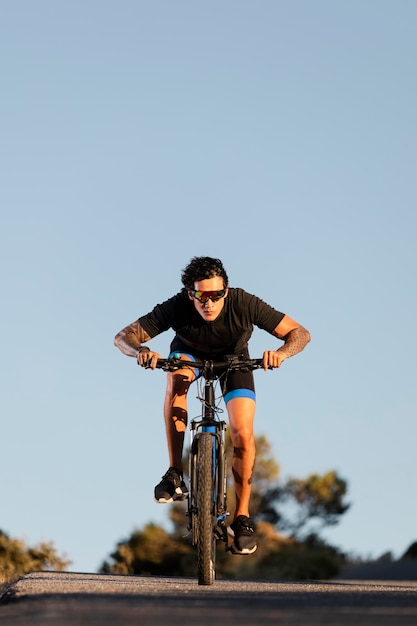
[138,288,285,357]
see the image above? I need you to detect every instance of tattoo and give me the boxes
[278,325,310,358]
[125,321,151,344]
[232,466,243,486]
[248,461,255,485]
[233,446,244,459]
[114,321,152,357]
[232,450,256,486]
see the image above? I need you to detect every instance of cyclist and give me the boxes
[114,256,310,555]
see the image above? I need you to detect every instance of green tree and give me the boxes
[100,523,193,576]
[259,471,350,538]
[402,541,417,560]
[286,471,349,532]
[0,530,71,583]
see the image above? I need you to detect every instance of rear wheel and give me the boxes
[196,432,216,585]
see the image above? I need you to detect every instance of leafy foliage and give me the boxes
[0,530,71,583]
[100,523,194,576]
[258,470,350,538]
[285,471,349,530]
[402,541,417,560]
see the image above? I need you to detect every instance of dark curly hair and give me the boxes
[181,257,229,290]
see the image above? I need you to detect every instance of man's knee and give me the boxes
[233,430,255,450]
[166,370,194,397]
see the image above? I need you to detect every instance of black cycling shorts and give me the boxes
[168,348,256,404]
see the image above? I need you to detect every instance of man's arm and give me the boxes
[263,315,311,369]
[114,320,151,357]
[273,315,311,357]
[114,321,163,369]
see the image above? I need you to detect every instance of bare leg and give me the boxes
[163,362,195,472]
[226,397,256,519]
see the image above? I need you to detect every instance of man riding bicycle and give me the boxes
[114,256,310,555]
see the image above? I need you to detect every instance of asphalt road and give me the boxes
[1,571,417,626]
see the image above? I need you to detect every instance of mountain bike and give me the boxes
[154,354,265,586]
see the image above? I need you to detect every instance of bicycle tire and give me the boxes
[196,432,216,585]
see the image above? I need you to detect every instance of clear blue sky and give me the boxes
[1,1,416,573]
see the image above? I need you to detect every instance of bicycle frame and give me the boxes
[188,360,228,546]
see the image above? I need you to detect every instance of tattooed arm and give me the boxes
[114,321,162,368]
[262,315,311,369]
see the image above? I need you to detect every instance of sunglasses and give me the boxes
[190,289,226,303]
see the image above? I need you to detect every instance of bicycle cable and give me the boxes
[195,375,225,416]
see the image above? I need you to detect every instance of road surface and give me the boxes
[1,571,417,625]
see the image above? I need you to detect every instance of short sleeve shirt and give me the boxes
[138,288,285,357]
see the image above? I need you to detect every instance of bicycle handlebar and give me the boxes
[153,355,266,373]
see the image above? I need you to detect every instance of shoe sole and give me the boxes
[154,489,188,504]
[229,543,257,555]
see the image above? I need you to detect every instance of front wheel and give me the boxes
[196,432,216,585]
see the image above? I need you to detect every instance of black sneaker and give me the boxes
[228,515,257,555]
[154,467,188,503]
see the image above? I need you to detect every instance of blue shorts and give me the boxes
[168,351,256,404]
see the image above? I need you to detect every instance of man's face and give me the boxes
[188,276,228,322]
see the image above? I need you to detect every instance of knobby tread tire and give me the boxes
[196,432,216,585]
